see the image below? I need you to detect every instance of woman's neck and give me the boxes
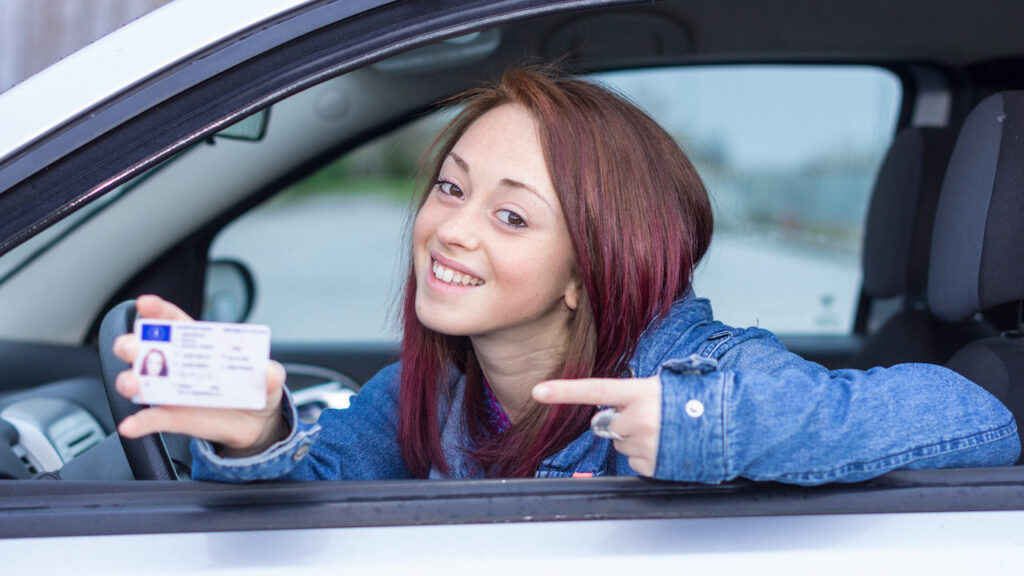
[471,330,567,422]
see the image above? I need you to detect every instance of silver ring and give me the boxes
[591,407,624,441]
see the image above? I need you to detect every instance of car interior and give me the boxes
[1,1,1024,485]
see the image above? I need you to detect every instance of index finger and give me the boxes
[532,378,643,407]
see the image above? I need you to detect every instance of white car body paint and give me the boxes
[5,512,1024,574]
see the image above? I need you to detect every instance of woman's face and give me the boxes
[412,104,578,345]
[145,351,164,376]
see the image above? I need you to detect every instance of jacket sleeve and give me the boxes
[191,362,410,482]
[652,328,1021,485]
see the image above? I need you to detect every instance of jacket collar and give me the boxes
[627,294,714,378]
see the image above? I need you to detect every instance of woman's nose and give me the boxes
[435,205,480,250]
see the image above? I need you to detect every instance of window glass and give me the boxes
[209,66,901,341]
[596,66,901,334]
[0,184,123,284]
[208,113,453,342]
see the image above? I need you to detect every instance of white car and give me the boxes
[2,1,1023,573]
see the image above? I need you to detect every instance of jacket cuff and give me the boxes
[653,355,729,484]
[191,386,322,482]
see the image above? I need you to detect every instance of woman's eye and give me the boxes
[436,180,463,198]
[497,209,527,228]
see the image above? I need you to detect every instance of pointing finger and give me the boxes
[533,378,644,407]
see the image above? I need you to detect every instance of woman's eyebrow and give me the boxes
[448,152,471,173]
[499,178,552,210]
[447,152,552,209]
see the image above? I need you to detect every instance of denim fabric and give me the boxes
[191,296,1020,485]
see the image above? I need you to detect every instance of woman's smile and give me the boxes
[431,261,483,286]
[429,252,485,288]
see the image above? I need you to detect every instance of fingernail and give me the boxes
[533,384,551,401]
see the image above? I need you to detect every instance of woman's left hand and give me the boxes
[532,375,661,476]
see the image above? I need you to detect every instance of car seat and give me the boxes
[928,91,1024,461]
[846,127,996,369]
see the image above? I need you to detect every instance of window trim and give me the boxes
[3,468,1024,539]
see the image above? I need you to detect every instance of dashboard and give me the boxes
[0,362,359,481]
[0,377,113,479]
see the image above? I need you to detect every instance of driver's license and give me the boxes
[131,319,271,410]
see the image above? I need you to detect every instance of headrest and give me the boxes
[862,128,956,299]
[929,92,1024,322]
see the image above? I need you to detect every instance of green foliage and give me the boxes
[271,109,451,206]
[271,147,421,206]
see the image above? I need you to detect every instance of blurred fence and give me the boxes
[0,0,171,93]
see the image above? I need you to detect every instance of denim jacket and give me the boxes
[191,296,1020,485]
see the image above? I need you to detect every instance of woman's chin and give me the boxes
[414,296,473,337]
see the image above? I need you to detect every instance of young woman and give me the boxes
[113,69,1019,485]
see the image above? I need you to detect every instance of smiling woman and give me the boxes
[401,70,708,478]
[106,68,1020,486]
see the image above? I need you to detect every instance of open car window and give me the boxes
[206,112,454,342]
[207,65,901,342]
[600,67,901,335]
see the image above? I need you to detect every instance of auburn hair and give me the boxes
[397,68,713,478]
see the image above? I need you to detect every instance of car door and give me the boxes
[2,1,1024,574]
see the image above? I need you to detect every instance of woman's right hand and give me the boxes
[112,294,288,458]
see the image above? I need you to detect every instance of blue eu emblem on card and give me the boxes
[141,323,171,342]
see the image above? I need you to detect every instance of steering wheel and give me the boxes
[98,300,178,480]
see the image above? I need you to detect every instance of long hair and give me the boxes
[398,68,713,478]
[140,349,168,376]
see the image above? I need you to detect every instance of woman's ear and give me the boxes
[564,277,580,311]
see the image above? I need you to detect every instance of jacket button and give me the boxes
[685,399,705,418]
[292,443,311,461]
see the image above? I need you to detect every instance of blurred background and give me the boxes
[211,65,900,340]
[0,0,170,94]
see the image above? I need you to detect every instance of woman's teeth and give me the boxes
[433,260,483,286]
